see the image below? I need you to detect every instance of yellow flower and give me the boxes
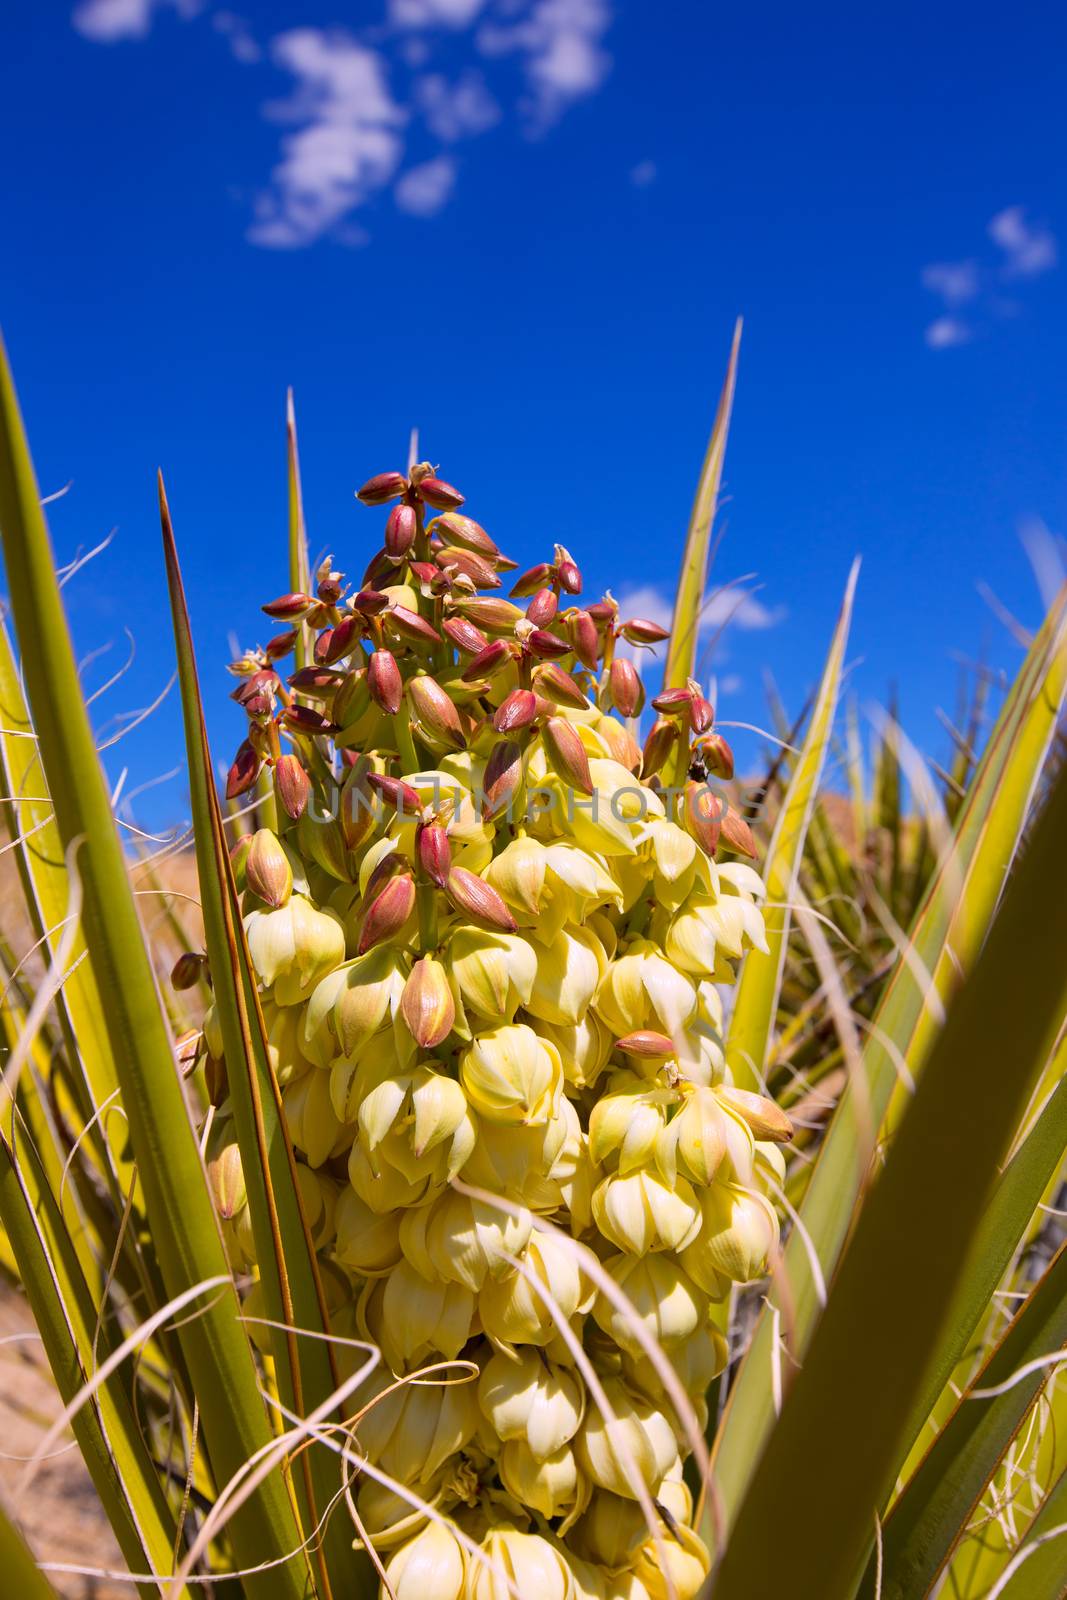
[469,1524,577,1600]
[479,1230,594,1352]
[478,1346,585,1457]
[383,1519,466,1600]
[526,925,608,1027]
[499,1439,589,1528]
[399,1189,533,1292]
[681,1183,779,1290]
[446,926,537,1022]
[592,1168,702,1256]
[245,895,344,1005]
[332,1186,403,1276]
[593,940,697,1039]
[592,1254,708,1359]
[575,1376,679,1499]
[460,1023,563,1124]
[354,1367,480,1486]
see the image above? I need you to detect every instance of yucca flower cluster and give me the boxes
[188,459,792,1600]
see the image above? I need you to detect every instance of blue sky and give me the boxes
[1,0,1064,826]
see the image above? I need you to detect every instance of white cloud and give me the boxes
[213,11,260,64]
[72,0,201,41]
[390,0,489,27]
[395,153,457,215]
[415,70,500,140]
[249,29,406,248]
[478,0,612,128]
[630,159,657,187]
[921,260,978,306]
[989,205,1057,279]
[925,315,972,350]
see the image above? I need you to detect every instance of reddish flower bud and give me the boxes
[363,549,401,589]
[621,617,671,645]
[339,759,376,850]
[417,475,465,511]
[358,872,416,954]
[510,563,554,599]
[527,628,571,660]
[401,956,456,1049]
[416,821,452,889]
[264,630,298,660]
[599,715,643,775]
[352,588,391,616]
[230,670,277,718]
[699,733,735,780]
[283,704,337,736]
[556,558,582,595]
[532,663,589,709]
[385,503,417,559]
[616,1030,676,1058]
[367,771,423,815]
[609,657,644,718]
[643,720,675,780]
[446,867,517,932]
[720,808,759,859]
[585,599,619,626]
[482,740,524,820]
[225,740,262,799]
[689,692,714,734]
[333,669,370,729]
[453,597,525,633]
[368,650,403,715]
[430,512,499,558]
[275,754,312,820]
[357,471,408,506]
[443,615,490,656]
[525,588,559,627]
[171,951,205,991]
[364,849,407,900]
[262,592,315,620]
[287,666,340,695]
[566,609,600,670]
[408,674,464,748]
[542,717,593,796]
[651,686,694,716]
[682,781,724,858]
[437,546,500,590]
[313,629,334,665]
[462,640,514,681]
[386,605,443,645]
[246,829,294,909]
[493,689,540,733]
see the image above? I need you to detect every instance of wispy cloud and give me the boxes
[630,158,657,187]
[72,0,201,40]
[72,0,617,244]
[921,205,1056,350]
[248,29,406,249]
[395,153,457,214]
[988,205,1057,279]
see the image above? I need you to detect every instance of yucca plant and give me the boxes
[0,323,1065,1600]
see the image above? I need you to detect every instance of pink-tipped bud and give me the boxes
[718,1086,794,1143]
[532,663,589,709]
[683,781,724,858]
[385,503,417,559]
[229,833,252,890]
[621,617,670,645]
[555,557,582,595]
[357,471,408,506]
[262,592,315,620]
[265,630,298,660]
[616,1030,675,1058]
[525,588,559,627]
[225,740,262,800]
[416,821,452,888]
[689,690,715,734]
[599,715,643,774]
[493,689,540,733]
[287,665,340,695]
[352,588,390,616]
[230,670,277,718]
[275,754,311,820]
[609,657,644,718]
[314,629,334,665]
[586,599,619,626]
[409,559,445,590]
[651,686,693,716]
[417,476,465,511]
[446,867,517,932]
[171,951,205,991]
[510,562,554,599]
[245,829,294,909]
[699,733,735,780]
[641,717,677,781]
[362,550,402,590]
[364,850,407,901]
[368,650,403,715]
[315,617,356,666]
[283,704,337,736]
[719,807,759,860]
[437,546,501,589]
[401,956,456,1049]
[482,740,524,819]
[566,609,600,670]
[527,628,571,661]
[429,512,499,558]
[408,675,464,748]
[542,717,593,796]
[443,615,489,655]
[367,772,423,815]
[453,597,525,633]
[358,872,416,954]
[462,640,514,681]
[386,605,443,646]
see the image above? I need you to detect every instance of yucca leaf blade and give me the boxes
[0,330,310,1600]
[0,1500,62,1600]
